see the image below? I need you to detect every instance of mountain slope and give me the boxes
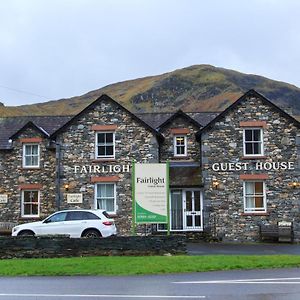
[1,64,300,118]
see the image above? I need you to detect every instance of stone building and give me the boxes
[0,90,299,241]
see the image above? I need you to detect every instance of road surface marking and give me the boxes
[173,277,300,284]
[0,294,205,299]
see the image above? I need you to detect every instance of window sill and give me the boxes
[241,212,269,216]
[21,216,40,220]
[241,156,266,160]
[173,156,189,159]
[22,167,41,170]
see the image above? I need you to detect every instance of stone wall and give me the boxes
[201,95,300,242]
[0,236,186,258]
[0,127,56,224]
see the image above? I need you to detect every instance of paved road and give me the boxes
[0,268,300,299]
[187,242,300,255]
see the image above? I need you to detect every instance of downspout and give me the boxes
[55,141,62,211]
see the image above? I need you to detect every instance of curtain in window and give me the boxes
[96,184,115,212]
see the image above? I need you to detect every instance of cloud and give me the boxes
[0,0,300,106]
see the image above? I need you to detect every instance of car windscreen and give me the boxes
[45,212,67,223]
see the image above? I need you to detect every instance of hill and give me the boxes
[1,65,300,118]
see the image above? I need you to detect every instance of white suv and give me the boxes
[12,209,116,238]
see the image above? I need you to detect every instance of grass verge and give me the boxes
[0,255,300,276]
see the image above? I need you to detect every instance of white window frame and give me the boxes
[22,143,40,168]
[21,190,40,218]
[243,181,267,213]
[95,183,117,214]
[243,128,264,157]
[173,135,187,157]
[95,131,115,159]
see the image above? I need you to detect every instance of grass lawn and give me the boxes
[0,255,300,276]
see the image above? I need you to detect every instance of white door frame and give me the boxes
[182,189,203,231]
[169,188,203,232]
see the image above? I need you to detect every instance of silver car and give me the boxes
[12,209,116,238]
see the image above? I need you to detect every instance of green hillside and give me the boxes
[1,65,299,118]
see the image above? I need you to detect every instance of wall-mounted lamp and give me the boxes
[289,182,300,189]
[64,183,70,192]
[212,181,220,190]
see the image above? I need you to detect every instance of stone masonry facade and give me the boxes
[201,94,300,242]
[0,90,299,242]
[159,115,200,163]
[0,127,57,223]
[57,97,159,235]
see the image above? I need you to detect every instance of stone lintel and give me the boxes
[170,128,190,134]
[19,184,43,190]
[91,176,120,183]
[19,137,43,143]
[239,174,269,180]
[91,125,117,131]
[239,121,267,128]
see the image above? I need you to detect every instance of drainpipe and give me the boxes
[54,140,62,211]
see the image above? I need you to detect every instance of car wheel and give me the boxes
[18,230,35,237]
[82,229,101,238]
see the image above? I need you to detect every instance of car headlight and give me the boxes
[12,227,19,232]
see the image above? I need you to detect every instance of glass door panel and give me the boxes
[183,190,202,230]
[186,191,192,211]
[171,190,183,230]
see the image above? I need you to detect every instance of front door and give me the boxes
[158,189,203,232]
[183,190,202,230]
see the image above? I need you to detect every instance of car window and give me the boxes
[45,212,67,223]
[102,211,111,218]
[66,211,84,221]
[84,212,100,220]
[66,211,100,221]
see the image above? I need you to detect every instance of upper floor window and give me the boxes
[23,144,40,168]
[95,132,115,158]
[243,128,263,156]
[174,135,187,157]
[243,181,266,213]
[22,190,40,217]
[95,183,116,214]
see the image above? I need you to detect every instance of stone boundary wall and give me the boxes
[0,236,186,259]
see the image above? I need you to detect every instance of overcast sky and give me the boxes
[0,0,300,106]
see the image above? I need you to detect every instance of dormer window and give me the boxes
[174,135,187,157]
[23,144,40,168]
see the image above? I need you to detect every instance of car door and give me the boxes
[35,212,68,235]
[64,211,86,237]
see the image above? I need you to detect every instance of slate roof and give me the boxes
[0,116,72,149]
[136,112,219,129]
[187,112,220,127]
[0,110,219,150]
[7,90,295,151]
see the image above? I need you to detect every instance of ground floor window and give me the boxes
[22,190,40,217]
[95,183,116,214]
[243,181,266,213]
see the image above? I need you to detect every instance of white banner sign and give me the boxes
[67,193,83,204]
[134,163,168,224]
